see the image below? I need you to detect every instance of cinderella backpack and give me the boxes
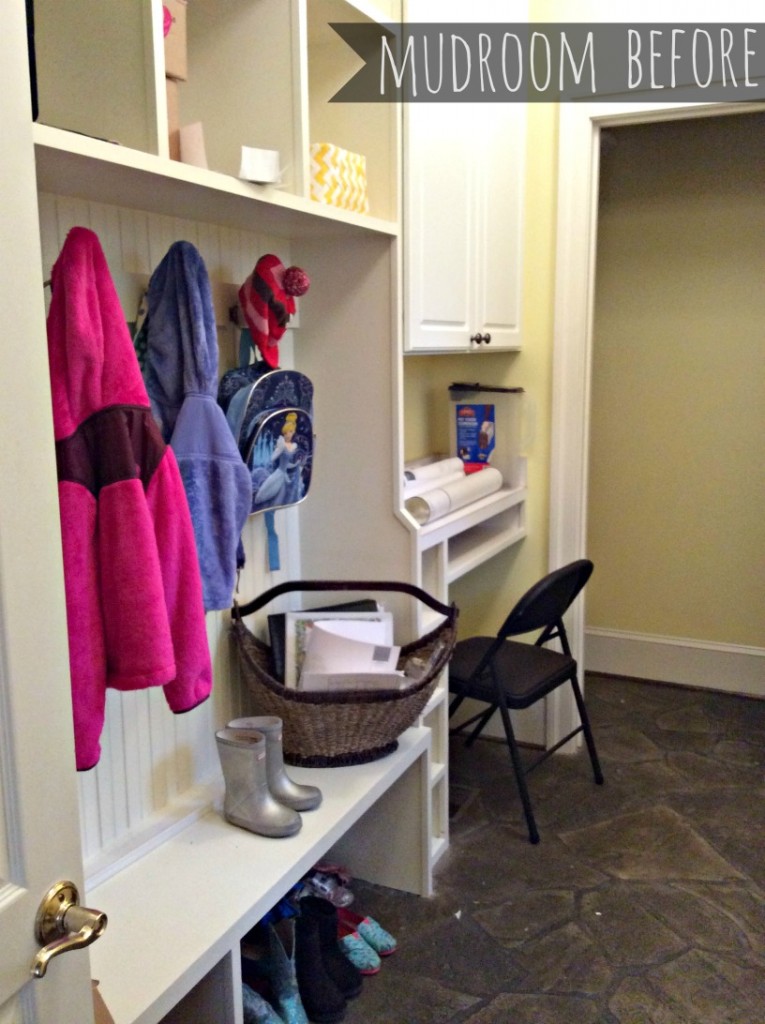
[218,339,315,518]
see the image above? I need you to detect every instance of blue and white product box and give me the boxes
[455,402,496,465]
[448,382,526,486]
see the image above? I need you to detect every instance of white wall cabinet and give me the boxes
[404,101,525,352]
[403,1,526,353]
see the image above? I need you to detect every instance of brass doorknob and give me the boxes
[31,880,107,978]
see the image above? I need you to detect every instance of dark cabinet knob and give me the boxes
[469,333,492,346]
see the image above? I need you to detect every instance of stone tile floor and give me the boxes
[342,674,765,1024]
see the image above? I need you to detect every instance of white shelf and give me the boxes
[446,515,527,584]
[89,727,430,1024]
[416,485,526,551]
[33,124,398,240]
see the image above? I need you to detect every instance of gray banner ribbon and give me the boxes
[330,23,764,103]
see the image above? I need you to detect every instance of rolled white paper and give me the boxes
[403,457,465,488]
[405,467,503,525]
[403,470,465,499]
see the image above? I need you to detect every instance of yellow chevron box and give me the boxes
[310,143,369,214]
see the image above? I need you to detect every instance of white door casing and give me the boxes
[0,3,93,1020]
[547,96,765,748]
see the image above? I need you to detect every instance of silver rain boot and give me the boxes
[228,716,323,811]
[215,728,302,837]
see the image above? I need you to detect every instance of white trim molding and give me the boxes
[586,628,765,699]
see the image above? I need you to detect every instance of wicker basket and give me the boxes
[231,580,458,767]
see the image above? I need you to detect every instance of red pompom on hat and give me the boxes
[238,254,310,368]
[283,265,310,297]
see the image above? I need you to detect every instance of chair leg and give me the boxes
[570,677,604,785]
[465,704,497,747]
[448,694,465,718]
[497,704,540,844]
[449,697,497,743]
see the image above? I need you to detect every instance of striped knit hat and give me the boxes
[238,254,310,367]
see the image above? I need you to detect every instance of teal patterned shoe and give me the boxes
[265,920,310,1024]
[242,983,283,1024]
[338,921,381,975]
[338,907,397,957]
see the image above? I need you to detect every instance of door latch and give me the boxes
[31,880,107,978]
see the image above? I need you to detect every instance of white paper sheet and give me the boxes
[284,610,393,688]
[299,623,403,692]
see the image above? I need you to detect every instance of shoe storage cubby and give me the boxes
[88,729,432,1024]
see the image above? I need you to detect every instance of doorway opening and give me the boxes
[548,100,765,748]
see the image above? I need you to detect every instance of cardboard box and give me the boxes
[92,981,115,1024]
[166,77,180,161]
[163,0,188,81]
[310,142,369,214]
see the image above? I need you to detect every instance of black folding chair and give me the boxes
[449,559,604,844]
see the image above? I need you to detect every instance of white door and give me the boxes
[404,99,476,351]
[0,4,95,1021]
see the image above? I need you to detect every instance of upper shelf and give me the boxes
[31,0,400,229]
[33,124,398,240]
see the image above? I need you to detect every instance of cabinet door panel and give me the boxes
[474,103,524,350]
[404,103,474,350]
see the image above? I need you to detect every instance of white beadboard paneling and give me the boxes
[119,207,152,276]
[94,691,120,847]
[234,229,256,284]
[146,213,172,269]
[117,690,150,825]
[196,220,222,281]
[150,685,176,810]
[88,201,122,270]
[173,217,198,249]
[38,193,60,280]
[78,770,100,861]
[55,196,90,242]
[217,224,244,284]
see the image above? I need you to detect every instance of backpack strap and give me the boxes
[240,326,282,571]
[264,508,280,572]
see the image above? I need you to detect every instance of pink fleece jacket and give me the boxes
[47,227,212,770]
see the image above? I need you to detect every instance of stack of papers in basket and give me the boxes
[288,612,408,692]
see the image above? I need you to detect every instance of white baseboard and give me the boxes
[585,628,765,698]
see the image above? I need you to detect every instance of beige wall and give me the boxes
[587,113,765,647]
[403,101,559,637]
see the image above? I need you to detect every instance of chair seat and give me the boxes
[449,636,576,710]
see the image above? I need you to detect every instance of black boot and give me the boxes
[294,905,347,1024]
[299,896,363,1002]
